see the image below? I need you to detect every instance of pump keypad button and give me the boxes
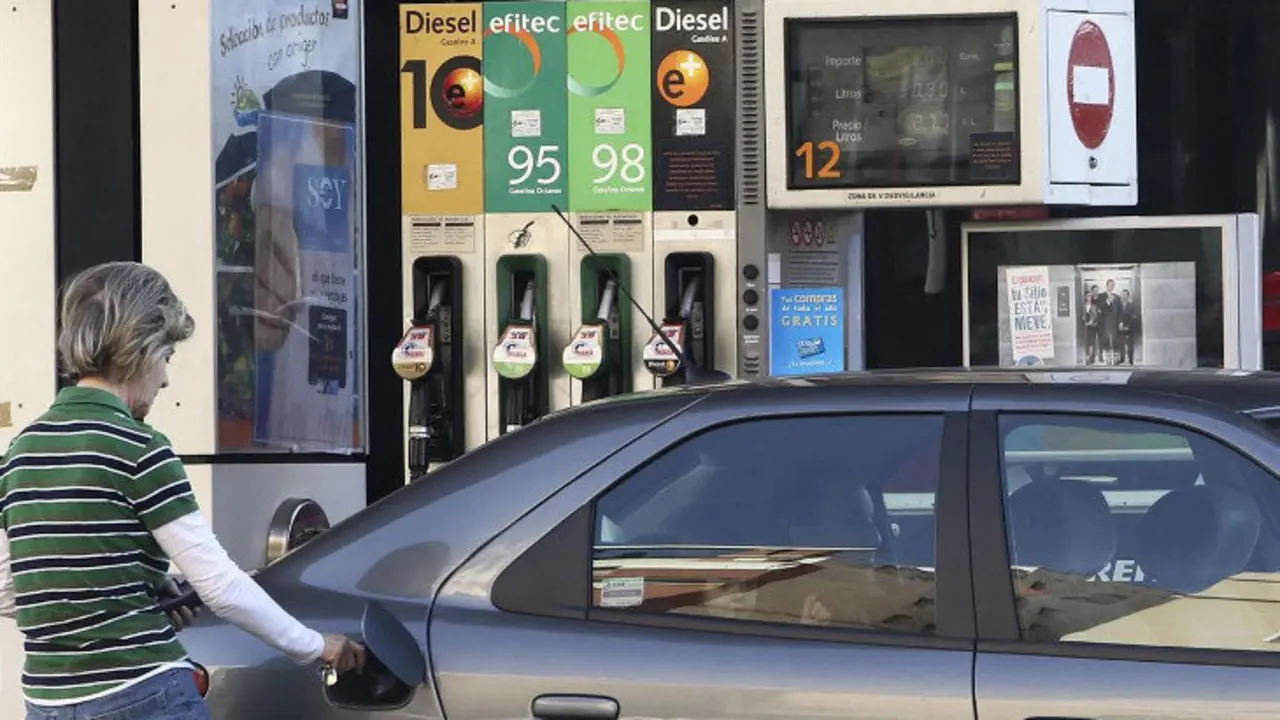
[743,289,759,305]
[743,315,760,331]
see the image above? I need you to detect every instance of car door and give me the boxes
[427,386,977,720]
[970,385,1280,720]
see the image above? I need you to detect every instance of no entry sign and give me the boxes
[1067,19,1116,150]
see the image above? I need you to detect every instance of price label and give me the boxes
[493,325,538,379]
[483,2,569,212]
[566,1,653,211]
[391,326,434,381]
[563,324,605,379]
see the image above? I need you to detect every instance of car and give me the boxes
[181,367,1280,719]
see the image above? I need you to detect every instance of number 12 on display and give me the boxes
[508,145,562,186]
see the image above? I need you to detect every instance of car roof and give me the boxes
[571,367,1280,418]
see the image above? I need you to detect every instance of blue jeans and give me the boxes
[25,668,210,720]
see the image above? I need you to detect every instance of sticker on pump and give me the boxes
[563,324,605,380]
[642,323,685,377]
[493,325,538,379]
[391,326,434,381]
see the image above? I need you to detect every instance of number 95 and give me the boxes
[507,145,562,186]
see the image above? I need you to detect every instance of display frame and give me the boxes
[778,12,1018,192]
[764,0,1046,209]
[960,214,1262,370]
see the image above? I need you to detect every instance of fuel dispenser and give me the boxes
[643,251,722,385]
[645,0,738,387]
[391,257,466,479]
[399,3,488,472]
[491,259,551,434]
[563,266,628,401]
[564,214,650,404]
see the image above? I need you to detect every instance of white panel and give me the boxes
[210,463,366,570]
[0,0,56,452]
[1046,10,1137,188]
[0,6,53,716]
[0,2,53,710]
[138,0,217,455]
[1236,214,1263,371]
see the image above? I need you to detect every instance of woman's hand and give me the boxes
[321,634,367,675]
[162,576,201,631]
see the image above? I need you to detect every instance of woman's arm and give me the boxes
[128,433,323,664]
[0,527,15,619]
[153,511,324,664]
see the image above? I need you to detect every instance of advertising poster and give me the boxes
[483,2,569,213]
[211,0,361,452]
[651,0,735,211]
[566,0,653,212]
[400,4,485,215]
[996,262,1198,368]
[254,113,358,450]
[1005,265,1055,364]
[769,287,845,376]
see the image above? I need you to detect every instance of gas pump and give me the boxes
[644,253,717,385]
[492,269,547,434]
[563,270,628,401]
[647,0,738,388]
[399,3,488,467]
[555,204,730,388]
[391,258,465,479]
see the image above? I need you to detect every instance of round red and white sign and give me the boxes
[1066,19,1115,150]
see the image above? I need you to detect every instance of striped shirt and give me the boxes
[0,386,200,704]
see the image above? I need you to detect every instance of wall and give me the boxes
[0,2,56,715]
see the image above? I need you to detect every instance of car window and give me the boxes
[999,413,1280,653]
[591,414,946,636]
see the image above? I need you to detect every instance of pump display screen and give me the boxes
[784,14,1020,190]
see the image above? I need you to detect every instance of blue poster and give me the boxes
[769,287,845,376]
[252,111,359,451]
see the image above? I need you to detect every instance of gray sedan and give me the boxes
[181,368,1280,719]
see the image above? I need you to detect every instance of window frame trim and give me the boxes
[971,404,1280,669]
[493,404,975,650]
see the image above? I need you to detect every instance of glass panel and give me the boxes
[967,226,1225,368]
[210,2,364,453]
[998,413,1280,653]
[592,414,945,635]
[785,14,1019,189]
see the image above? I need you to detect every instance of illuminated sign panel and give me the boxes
[763,0,1138,210]
[785,15,1020,190]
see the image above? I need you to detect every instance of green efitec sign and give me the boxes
[482,2,570,213]
[565,1,653,212]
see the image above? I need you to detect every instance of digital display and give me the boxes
[785,14,1020,190]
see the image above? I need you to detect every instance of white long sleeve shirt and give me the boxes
[0,509,325,664]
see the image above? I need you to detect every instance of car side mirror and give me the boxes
[322,600,425,711]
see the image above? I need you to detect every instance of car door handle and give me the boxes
[531,694,620,720]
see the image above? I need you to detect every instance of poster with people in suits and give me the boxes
[997,262,1197,368]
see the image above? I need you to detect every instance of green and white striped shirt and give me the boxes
[0,386,200,704]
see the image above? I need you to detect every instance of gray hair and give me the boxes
[58,262,195,382]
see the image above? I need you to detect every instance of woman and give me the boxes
[0,262,364,719]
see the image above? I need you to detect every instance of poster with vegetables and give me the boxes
[211,1,361,451]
